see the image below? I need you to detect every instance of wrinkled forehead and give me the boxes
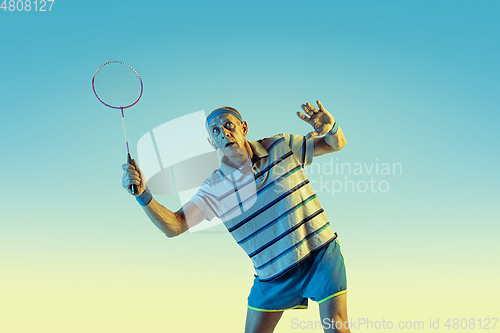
[208,113,240,128]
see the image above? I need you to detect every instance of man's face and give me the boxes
[208,113,249,157]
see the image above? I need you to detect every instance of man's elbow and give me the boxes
[337,138,347,150]
[164,223,188,237]
[164,231,179,238]
[333,128,346,151]
[330,138,346,152]
[164,218,189,238]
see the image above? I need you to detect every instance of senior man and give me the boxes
[122,100,351,333]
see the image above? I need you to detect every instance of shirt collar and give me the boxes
[219,140,268,180]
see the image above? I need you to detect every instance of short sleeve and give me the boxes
[189,181,218,221]
[282,133,314,167]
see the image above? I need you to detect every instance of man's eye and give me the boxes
[213,128,220,135]
[226,122,233,128]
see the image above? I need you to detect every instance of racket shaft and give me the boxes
[121,108,131,155]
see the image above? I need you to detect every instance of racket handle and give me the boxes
[127,153,139,195]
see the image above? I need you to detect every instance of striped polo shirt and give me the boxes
[190,133,337,281]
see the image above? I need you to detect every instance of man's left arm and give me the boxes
[296,100,347,157]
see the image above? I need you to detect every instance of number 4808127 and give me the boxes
[1,0,55,11]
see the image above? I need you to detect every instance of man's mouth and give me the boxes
[225,142,236,147]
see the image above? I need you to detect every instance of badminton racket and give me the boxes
[92,60,143,194]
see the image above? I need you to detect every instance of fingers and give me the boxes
[307,102,318,113]
[131,159,145,175]
[131,159,146,183]
[124,170,140,180]
[303,102,318,114]
[301,103,314,116]
[126,173,141,183]
[122,165,139,178]
[301,101,325,114]
[122,172,141,185]
[122,177,142,195]
[296,111,311,123]
[122,160,140,170]
[317,100,325,112]
[122,163,135,170]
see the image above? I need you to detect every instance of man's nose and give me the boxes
[222,127,231,137]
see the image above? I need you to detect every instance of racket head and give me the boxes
[92,61,143,109]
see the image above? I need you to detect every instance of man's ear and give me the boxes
[241,120,249,136]
[207,137,218,150]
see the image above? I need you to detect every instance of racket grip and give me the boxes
[127,153,139,195]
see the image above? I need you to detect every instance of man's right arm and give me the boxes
[142,199,207,238]
[122,161,207,238]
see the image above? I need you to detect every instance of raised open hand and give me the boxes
[296,100,335,139]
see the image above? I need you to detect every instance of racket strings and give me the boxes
[93,62,142,108]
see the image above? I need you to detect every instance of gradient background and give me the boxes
[1,0,499,332]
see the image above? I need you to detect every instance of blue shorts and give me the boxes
[247,239,347,311]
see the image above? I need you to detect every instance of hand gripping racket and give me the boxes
[92,61,143,194]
